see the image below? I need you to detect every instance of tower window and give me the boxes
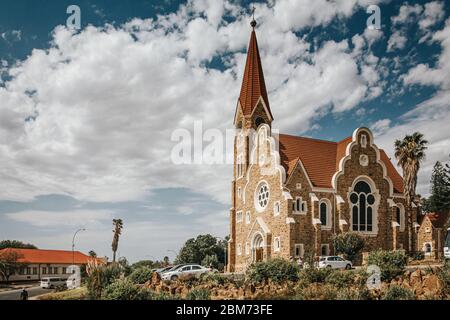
[350,181,375,232]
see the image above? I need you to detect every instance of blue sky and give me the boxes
[0,0,449,262]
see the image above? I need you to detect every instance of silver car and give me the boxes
[161,264,212,281]
[318,256,352,270]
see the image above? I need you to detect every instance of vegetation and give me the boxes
[129,267,154,284]
[368,250,408,281]
[423,161,450,213]
[88,250,97,258]
[111,219,123,263]
[38,287,87,300]
[186,288,211,300]
[102,278,151,300]
[0,250,27,282]
[0,240,37,250]
[382,285,415,300]
[394,132,428,251]
[176,234,227,269]
[85,263,123,300]
[332,232,365,263]
[246,259,299,284]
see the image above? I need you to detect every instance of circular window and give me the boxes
[255,182,270,212]
[350,193,358,204]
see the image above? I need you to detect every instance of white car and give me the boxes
[318,256,352,270]
[161,264,212,281]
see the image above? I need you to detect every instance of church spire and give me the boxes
[237,12,273,121]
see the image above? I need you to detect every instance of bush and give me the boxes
[294,284,339,300]
[368,250,407,281]
[437,262,450,298]
[410,251,425,261]
[382,285,415,300]
[86,264,123,300]
[333,232,365,263]
[200,272,230,286]
[297,267,333,287]
[246,259,299,284]
[101,278,145,300]
[129,267,154,284]
[186,287,211,300]
[324,270,356,289]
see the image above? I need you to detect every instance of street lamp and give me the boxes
[72,228,86,266]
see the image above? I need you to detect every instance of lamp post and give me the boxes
[72,228,86,266]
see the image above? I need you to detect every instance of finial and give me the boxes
[250,5,257,29]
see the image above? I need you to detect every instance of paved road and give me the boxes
[0,286,53,300]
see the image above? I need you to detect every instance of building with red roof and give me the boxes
[228,20,416,272]
[417,211,449,259]
[0,248,103,282]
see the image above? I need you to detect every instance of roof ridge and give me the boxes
[279,133,339,145]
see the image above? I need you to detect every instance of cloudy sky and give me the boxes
[0,0,449,262]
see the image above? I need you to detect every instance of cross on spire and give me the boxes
[250,5,257,29]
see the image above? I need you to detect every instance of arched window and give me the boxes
[319,201,330,228]
[395,204,405,232]
[350,181,375,232]
[395,207,401,224]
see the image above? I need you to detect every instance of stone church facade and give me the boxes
[227,22,416,272]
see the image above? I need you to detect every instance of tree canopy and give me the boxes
[423,161,450,213]
[175,234,227,269]
[0,240,37,250]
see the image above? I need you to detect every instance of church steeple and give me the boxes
[235,16,273,127]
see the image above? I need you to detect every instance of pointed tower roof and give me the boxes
[238,21,273,119]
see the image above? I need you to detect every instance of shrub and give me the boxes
[437,262,450,298]
[325,270,356,289]
[101,278,145,300]
[382,285,415,300]
[129,267,154,284]
[333,232,365,263]
[410,251,425,261]
[246,259,299,284]
[186,287,211,300]
[294,284,339,300]
[86,264,123,300]
[297,267,333,287]
[200,272,230,286]
[368,250,407,281]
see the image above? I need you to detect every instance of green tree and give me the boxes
[423,161,450,213]
[111,219,123,263]
[395,132,428,251]
[88,250,97,258]
[0,240,37,250]
[332,232,365,263]
[201,254,219,269]
[175,234,225,266]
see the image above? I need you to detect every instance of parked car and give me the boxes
[318,256,352,270]
[153,266,174,275]
[161,264,212,281]
[40,277,67,289]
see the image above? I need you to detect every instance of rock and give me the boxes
[422,275,441,296]
[410,269,423,286]
[151,272,161,285]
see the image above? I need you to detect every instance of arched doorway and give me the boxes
[252,233,264,263]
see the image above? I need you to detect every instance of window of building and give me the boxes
[255,117,265,128]
[33,267,38,275]
[236,211,243,223]
[42,267,47,275]
[321,244,330,256]
[237,244,242,256]
[255,182,270,212]
[395,205,405,232]
[296,183,302,190]
[237,154,244,178]
[274,201,280,216]
[237,187,242,199]
[293,197,307,214]
[245,211,251,224]
[245,242,250,255]
[350,181,375,232]
[62,267,67,275]
[26,267,31,275]
[319,200,331,229]
[274,237,281,252]
[294,244,304,258]
[361,134,367,148]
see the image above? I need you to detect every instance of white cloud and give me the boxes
[387,31,407,51]
[0,0,383,205]
[419,1,445,31]
[391,3,423,26]
[371,118,391,136]
[5,210,113,227]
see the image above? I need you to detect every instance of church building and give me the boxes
[227,20,416,272]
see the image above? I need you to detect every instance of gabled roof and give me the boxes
[0,248,100,265]
[238,29,272,119]
[278,133,404,193]
[427,211,450,228]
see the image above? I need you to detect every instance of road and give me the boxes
[0,286,53,300]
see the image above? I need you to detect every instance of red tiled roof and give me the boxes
[278,133,404,193]
[0,248,99,265]
[238,30,272,118]
[427,211,450,228]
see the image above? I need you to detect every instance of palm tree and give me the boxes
[394,132,428,251]
[111,219,123,263]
